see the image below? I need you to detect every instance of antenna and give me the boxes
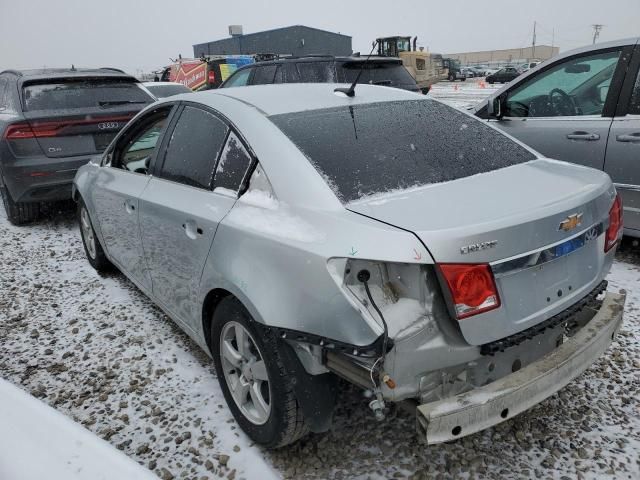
[334,40,378,98]
[592,24,604,44]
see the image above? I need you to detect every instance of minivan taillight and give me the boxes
[604,194,622,252]
[439,264,501,319]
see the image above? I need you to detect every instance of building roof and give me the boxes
[194,25,351,48]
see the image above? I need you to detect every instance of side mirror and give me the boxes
[598,85,609,103]
[487,96,503,119]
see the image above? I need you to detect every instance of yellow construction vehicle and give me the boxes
[375,36,446,91]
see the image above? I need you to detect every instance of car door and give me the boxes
[139,104,254,329]
[605,44,640,236]
[91,105,175,290]
[488,45,633,171]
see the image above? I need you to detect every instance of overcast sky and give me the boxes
[1,0,638,74]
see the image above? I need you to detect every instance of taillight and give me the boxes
[439,264,501,319]
[604,194,623,252]
[208,70,216,84]
[4,123,36,139]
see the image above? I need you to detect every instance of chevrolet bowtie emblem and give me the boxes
[559,213,583,232]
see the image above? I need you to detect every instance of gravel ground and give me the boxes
[1,203,638,480]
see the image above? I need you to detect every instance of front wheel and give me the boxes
[78,197,112,272]
[211,297,309,448]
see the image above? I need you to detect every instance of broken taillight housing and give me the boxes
[438,263,500,319]
[604,193,622,252]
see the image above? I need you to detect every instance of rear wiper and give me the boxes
[98,100,147,108]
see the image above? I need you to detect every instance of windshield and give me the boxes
[270,99,535,203]
[22,79,153,111]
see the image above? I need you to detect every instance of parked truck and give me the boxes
[161,55,254,91]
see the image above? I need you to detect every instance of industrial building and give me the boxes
[444,45,560,66]
[193,25,352,58]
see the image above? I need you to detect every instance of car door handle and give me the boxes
[566,132,600,141]
[616,133,640,143]
[182,221,203,239]
[124,200,136,214]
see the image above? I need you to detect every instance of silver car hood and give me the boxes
[347,159,614,264]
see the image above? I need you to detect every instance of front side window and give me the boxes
[113,108,171,174]
[223,68,252,88]
[213,131,253,193]
[505,49,622,118]
[159,106,228,189]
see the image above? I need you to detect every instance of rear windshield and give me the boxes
[340,62,415,86]
[270,99,535,203]
[22,79,153,111]
[146,83,191,98]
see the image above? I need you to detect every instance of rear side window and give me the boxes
[213,131,253,193]
[296,62,335,82]
[252,65,278,85]
[223,68,252,87]
[159,106,228,189]
[340,63,415,86]
[629,65,640,115]
[270,99,536,203]
[22,79,152,111]
[0,77,7,110]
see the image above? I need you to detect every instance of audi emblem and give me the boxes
[97,122,121,130]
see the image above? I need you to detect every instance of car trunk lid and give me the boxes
[347,159,615,345]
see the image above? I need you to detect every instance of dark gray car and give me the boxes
[476,37,640,238]
[220,56,421,93]
[0,68,154,224]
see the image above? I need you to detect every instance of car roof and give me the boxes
[172,83,422,117]
[0,68,137,82]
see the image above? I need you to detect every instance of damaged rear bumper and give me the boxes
[416,291,625,445]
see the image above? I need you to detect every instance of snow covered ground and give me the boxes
[428,78,502,110]
[1,203,638,480]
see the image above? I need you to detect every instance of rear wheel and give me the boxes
[78,197,112,272]
[448,74,455,81]
[1,186,39,225]
[211,297,309,448]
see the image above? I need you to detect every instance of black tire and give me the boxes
[1,185,39,225]
[211,297,309,448]
[77,197,112,272]
[461,77,467,82]
[488,80,494,84]
[448,74,455,81]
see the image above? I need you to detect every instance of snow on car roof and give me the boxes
[182,83,422,116]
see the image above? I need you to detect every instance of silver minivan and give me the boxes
[476,37,640,238]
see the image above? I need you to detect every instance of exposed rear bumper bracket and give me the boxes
[480,280,608,355]
[416,291,625,445]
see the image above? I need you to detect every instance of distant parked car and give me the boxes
[220,56,421,92]
[486,66,520,84]
[0,67,154,224]
[142,81,192,99]
[475,37,640,238]
[460,67,475,78]
[75,83,624,449]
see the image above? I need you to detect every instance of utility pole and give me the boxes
[592,24,604,44]
[551,28,555,50]
[532,21,537,60]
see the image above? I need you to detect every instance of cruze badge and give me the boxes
[98,122,121,130]
[559,213,583,232]
[460,240,498,255]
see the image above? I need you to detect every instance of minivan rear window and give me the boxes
[22,79,153,111]
[270,99,536,203]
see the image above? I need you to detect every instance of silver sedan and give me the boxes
[74,83,625,447]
